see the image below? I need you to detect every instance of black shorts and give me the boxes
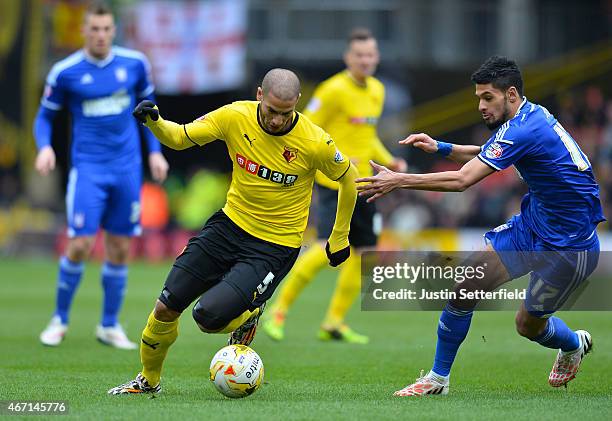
[159,210,300,313]
[316,185,378,248]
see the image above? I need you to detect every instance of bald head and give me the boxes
[261,68,301,101]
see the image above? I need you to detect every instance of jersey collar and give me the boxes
[256,103,300,136]
[513,96,528,118]
[345,70,368,88]
[83,48,115,68]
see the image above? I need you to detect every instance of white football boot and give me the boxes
[40,315,68,346]
[549,329,593,387]
[108,373,161,395]
[394,370,449,396]
[96,324,138,350]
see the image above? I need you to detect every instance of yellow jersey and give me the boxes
[304,71,394,190]
[181,101,350,248]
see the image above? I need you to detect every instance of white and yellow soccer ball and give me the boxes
[209,344,264,398]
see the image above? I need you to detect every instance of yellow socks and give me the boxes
[270,244,328,315]
[140,311,179,387]
[217,307,259,334]
[323,249,360,328]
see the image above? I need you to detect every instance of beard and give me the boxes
[485,100,511,131]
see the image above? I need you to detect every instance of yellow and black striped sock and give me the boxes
[140,311,179,387]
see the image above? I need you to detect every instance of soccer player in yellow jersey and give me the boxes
[263,29,406,344]
[108,68,358,394]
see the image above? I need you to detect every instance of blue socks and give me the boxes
[531,316,579,352]
[432,304,474,377]
[53,258,128,328]
[101,262,128,327]
[55,256,84,324]
[429,308,578,379]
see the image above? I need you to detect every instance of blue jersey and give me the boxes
[478,98,605,248]
[34,46,160,172]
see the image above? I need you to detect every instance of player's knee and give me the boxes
[105,236,131,264]
[192,302,230,333]
[65,237,94,261]
[154,300,180,322]
[515,310,543,338]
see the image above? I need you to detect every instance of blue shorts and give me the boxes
[484,214,600,317]
[65,167,142,238]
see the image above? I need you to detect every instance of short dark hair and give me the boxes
[471,55,523,97]
[86,1,113,17]
[348,27,375,44]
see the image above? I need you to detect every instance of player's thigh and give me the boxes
[103,232,131,263]
[224,243,300,310]
[159,263,225,314]
[159,212,241,312]
[315,186,338,240]
[65,168,107,237]
[483,215,534,280]
[525,242,600,317]
[348,196,378,248]
[65,235,96,260]
[102,169,142,237]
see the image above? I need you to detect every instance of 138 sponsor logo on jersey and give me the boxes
[235,154,298,186]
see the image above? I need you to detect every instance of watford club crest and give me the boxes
[283,146,298,163]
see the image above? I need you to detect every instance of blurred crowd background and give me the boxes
[0,0,610,259]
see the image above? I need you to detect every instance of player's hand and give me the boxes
[133,100,159,124]
[148,152,169,183]
[388,157,408,173]
[325,241,350,267]
[399,133,438,154]
[35,146,56,176]
[356,160,400,203]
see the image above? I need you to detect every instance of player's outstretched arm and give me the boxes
[326,163,358,267]
[400,133,481,164]
[133,100,193,151]
[356,158,494,202]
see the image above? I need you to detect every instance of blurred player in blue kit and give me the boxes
[33,2,168,349]
[357,56,604,395]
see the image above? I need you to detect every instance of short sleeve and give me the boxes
[40,68,66,111]
[314,134,351,181]
[136,54,155,99]
[478,124,530,171]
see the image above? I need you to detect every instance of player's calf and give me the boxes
[515,308,548,339]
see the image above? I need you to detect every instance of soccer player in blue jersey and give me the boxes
[34,2,168,349]
[357,56,604,395]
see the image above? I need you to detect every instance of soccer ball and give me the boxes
[209,344,264,398]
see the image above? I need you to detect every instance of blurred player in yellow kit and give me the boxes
[263,29,406,344]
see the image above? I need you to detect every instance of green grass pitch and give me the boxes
[1,258,610,420]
